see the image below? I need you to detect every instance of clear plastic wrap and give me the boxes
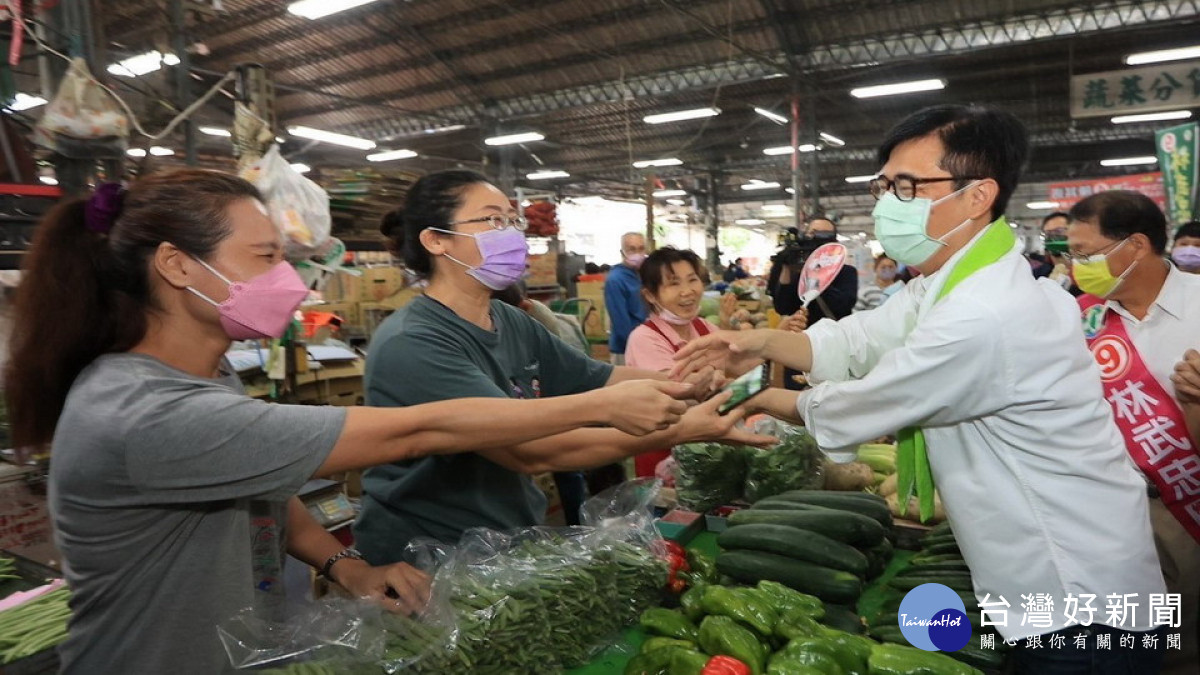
[216,595,385,670]
[223,480,668,673]
[672,442,749,512]
[743,418,824,502]
[240,145,332,254]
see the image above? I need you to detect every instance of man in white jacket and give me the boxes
[675,105,1167,674]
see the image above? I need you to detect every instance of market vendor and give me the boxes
[356,170,770,563]
[673,105,1167,673]
[1065,190,1200,675]
[4,169,695,675]
[624,246,739,476]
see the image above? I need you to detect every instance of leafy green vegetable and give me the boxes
[674,443,748,512]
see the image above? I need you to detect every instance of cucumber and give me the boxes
[726,508,886,547]
[910,553,965,566]
[924,541,963,556]
[717,523,869,576]
[716,550,863,604]
[926,521,953,538]
[765,490,893,528]
[819,603,865,634]
[920,533,959,548]
[887,573,974,593]
[947,644,1006,671]
[750,501,834,513]
[905,560,971,574]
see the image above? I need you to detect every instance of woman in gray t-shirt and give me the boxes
[3,169,695,675]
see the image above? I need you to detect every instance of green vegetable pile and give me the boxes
[628,577,984,675]
[0,585,71,664]
[379,537,667,674]
[866,523,1007,672]
[674,425,824,512]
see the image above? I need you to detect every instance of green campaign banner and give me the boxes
[1156,122,1199,224]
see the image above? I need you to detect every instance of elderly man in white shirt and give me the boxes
[1065,189,1200,675]
[674,105,1166,674]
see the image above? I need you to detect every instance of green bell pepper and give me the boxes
[681,584,707,623]
[642,637,697,653]
[698,615,767,675]
[773,638,845,675]
[701,586,777,636]
[765,660,827,675]
[669,648,712,675]
[625,650,672,675]
[819,632,872,675]
[867,642,983,675]
[687,549,718,584]
[774,613,825,641]
[641,608,701,642]
[756,581,824,619]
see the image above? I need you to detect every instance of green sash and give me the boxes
[895,217,1015,522]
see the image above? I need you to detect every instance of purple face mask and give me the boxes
[1171,245,1200,269]
[430,226,529,290]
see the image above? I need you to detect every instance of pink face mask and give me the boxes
[186,257,310,340]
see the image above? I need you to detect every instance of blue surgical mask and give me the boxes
[872,181,980,267]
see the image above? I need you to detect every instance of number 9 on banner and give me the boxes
[1091,336,1131,382]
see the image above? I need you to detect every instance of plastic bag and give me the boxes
[673,442,748,512]
[241,145,332,254]
[743,419,824,502]
[33,58,128,159]
[216,595,385,670]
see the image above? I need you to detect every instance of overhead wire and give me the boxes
[15,13,236,142]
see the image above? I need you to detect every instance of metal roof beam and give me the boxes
[324,0,1198,141]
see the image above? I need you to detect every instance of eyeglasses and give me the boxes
[1062,238,1126,263]
[868,174,985,202]
[448,214,529,232]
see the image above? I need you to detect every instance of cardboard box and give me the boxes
[526,251,559,287]
[360,267,405,302]
[0,464,50,552]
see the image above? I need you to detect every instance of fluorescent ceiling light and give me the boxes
[126,146,174,157]
[741,181,782,191]
[290,163,312,174]
[198,126,232,137]
[653,189,688,198]
[423,124,466,135]
[785,187,796,194]
[288,125,376,150]
[39,176,58,185]
[763,144,817,156]
[633,158,683,168]
[7,93,47,111]
[762,204,792,212]
[850,78,945,99]
[643,107,720,125]
[1026,201,1061,210]
[754,107,788,125]
[819,132,845,146]
[1111,110,1193,124]
[108,50,179,77]
[366,148,418,162]
[288,0,379,20]
[666,198,686,206]
[844,175,876,183]
[527,170,570,180]
[484,131,544,146]
[735,218,767,226]
[1125,44,1200,65]
[1100,156,1157,167]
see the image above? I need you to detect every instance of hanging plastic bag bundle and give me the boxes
[241,145,333,259]
[34,58,128,159]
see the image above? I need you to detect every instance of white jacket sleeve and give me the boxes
[799,294,1013,449]
[806,281,922,383]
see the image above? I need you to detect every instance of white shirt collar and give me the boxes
[1108,259,1181,322]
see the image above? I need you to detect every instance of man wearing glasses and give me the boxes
[1066,190,1200,675]
[675,105,1165,673]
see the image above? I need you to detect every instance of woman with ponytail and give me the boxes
[4,169,694,675]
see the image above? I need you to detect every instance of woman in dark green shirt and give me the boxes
[356,170,766,563]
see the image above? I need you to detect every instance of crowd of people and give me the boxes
[6,102,1198,674]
